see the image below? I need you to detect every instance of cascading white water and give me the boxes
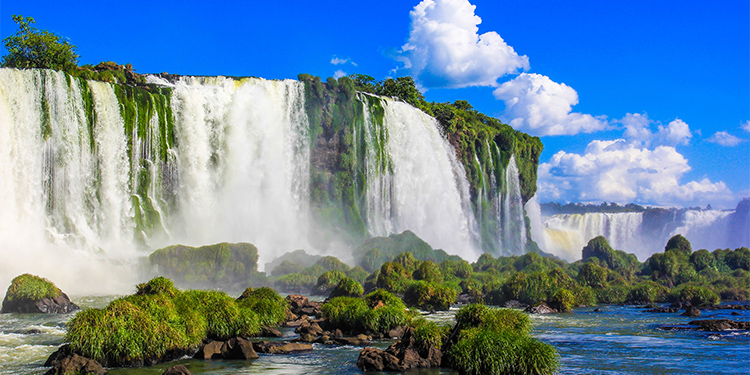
[164,76,311,267]
[500,155,527,255]
[541,212,644,261]
[363,96,480,260]
[537,207,747,261]
[0,70,312,294]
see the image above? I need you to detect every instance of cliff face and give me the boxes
[0,68,543,259]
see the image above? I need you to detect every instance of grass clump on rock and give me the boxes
[321,289,410,335]
[446,303,557,375]
[236,287,289,326]
[329,277,364,298]
[4,273,62,301]
[64,277,269,367]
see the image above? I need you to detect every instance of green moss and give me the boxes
[236,287,289,326]
[311,270,347,295]
[274,273,316,293]
[321,292,410,335]
[314,256,351,273]
[403,280,457,311]
[4,274,62,301]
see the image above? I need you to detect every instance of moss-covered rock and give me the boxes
[149,242,265,291]
[64,277,264,367]
[311,270,347,296]
[354,231,461,272]
[1,274,78,314]
[329,277,364,298]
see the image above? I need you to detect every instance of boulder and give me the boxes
[286,294,322,316]
[356,327,440,372]
[387,325,404,339]
[503,300,526,309]
[221,337,259,360]
[688,319,750,331]
[193,340,224,360]
[252,341,313,354]
[285,316,310,328]
[682,306,701,317]
[645,307,679,313]
[44,353,107,375]
[730,311,741,316]
[163,365,193,375]
[356,347,401,372]
[524,303,557,314]
[333,334,371,346]
[261,326,283,337]
[2,274,79,314]
[194,338,258,360]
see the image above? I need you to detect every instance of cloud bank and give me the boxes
[538,139,735,207]
[493,73,608,136]
[399,0,529,88]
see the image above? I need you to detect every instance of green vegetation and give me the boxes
[355,231,462,272]
[321,289,411,335]
[311,270,347,295]
[65,277,289,367]
[329,277,364,298]
[446,304,557,375]
[2,15,78,70]
[3,273,62,301]
[149,242,264,291]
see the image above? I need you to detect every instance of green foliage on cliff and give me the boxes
[3,274,62,302]
[354,231,461,272]
[2,15,78,70]
[149,242,264,291]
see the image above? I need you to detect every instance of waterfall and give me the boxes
[537,206,748,261]
[500,155,527,255]
[362,96,480,260]
[0,68,537,294]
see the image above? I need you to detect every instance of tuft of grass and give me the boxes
[329,277,364,298]
[136,276,178,297]
[4,274,62,301]
[410,317,449,350]
[236,287,289,326]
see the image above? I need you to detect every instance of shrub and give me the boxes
[364,289,406,309]
[669,285,719,307]
[376,261,411,293]
[274,273,315,292]
[549,288,575,312]
[135,277,178,297]
[403,281,457,311]
[311,270,347,295]
[626,281,667,303]
[410,317,449,350]
[360,305,410,334]
[4,273,62,301]
[448,328,557,375]
[271,260,305,276]
[236,287,288,326]
[314,256,351,272]
[412,261,444,284]
[665,234,692,256]
[346,266,369,284]
[577,262,608,288]
[439,259,473,278]
[690,249,714,271]
[176,290,260,340]
[2,15,79,70]
[329,277,364,298]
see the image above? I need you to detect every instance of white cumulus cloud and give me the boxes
[618,113,692,147]
[331,57,349,65]
[741,120,750,133]
[399,0,529,88]
[707,131,745,147]
[538,139,735,207]
[333,70,347,79]
[493,73,608,136]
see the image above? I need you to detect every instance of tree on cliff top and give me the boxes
[2,15,79,70]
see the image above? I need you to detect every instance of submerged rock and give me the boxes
[682,306,701,317]
[688,319,750,331]
[1,274,79,314]
[163,365,193,375]
[252,341,313,354]
[524,303,557,314]
[194,338,258,360]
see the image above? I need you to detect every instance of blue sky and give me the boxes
[2,0,748,208]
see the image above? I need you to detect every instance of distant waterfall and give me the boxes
[537,206,748,261]
[362,95,480,260]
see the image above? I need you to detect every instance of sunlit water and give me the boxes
[1,299,747,375]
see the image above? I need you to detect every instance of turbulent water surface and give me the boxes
[1,299,748,375]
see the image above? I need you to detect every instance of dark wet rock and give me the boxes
[261,326,283,337]
[296,322,323,336]
[645,307,679,313]
[252,341,313,354]
[387,325,404,339]
[455,293,479,305]
[221,337,259,360]
[688,319,750,331]
[193,340,224,359]
[162,365,193,375]
[2,293,79,314]
[503,300,527,309]
[194,338,258,360]
[356,327,440,372]
[285,316,310,328]
[44,352,107,375]
[682,306,701,317]
[593,308,602,312]
[730,311,741,316]
[333,334,371,346]
[286,294,322,316]
[524,303,557,314]
[22,328,42,335]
